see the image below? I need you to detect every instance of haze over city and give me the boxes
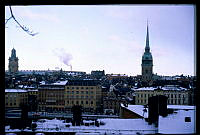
[5,5,195,76]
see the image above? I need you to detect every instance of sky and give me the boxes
[5,5,195,76]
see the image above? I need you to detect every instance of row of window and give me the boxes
[66,95,94,99]
[137,93,185,98]
[137,99,185,104]
[5,103,16,106]
[66,91,94,94]
[65,100,94,105]
[66,87,94,90]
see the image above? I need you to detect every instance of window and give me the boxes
[171,94,173,98]
[81,87,84,89]
[91,101,93,104]
[76,95,79,98]
[81,101,83,104]
[76,101,79,105]
[67,87,69,89]
[90,91,93,94]
[91,87,93,89]
[72,87,74,89]
[10,103,12,106]
[145,70,148,74]
[86,101,88,104]
[76,91,79,94]
[76,87,79,89]
[185,117,191,122]
[86,91,88,94]
[71,91,74,94]
[86,87,88,89]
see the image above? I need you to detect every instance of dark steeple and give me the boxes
[11,48,17,59]
[145,21,150,53]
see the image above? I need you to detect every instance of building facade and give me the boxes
[38,82,66,112]
[8,48,19,74]
[5,89,28,110]
[133,85,192,105]
[65,79,102,113]
[38,80,102,113]
[141,23,153,84]
[103,91,123,114]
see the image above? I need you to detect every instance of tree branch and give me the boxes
[5,6,39,36]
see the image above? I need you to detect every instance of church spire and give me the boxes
[145,20,150,53]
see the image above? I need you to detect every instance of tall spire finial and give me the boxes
[145,19,150,52]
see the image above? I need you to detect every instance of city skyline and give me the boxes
[5,5,195,76]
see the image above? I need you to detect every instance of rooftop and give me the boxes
[132,85,188,91]
[5,89,27,93]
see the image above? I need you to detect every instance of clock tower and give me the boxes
[9,48,19,74]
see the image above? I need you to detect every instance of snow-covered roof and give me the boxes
[40,81,45,85]
[158,109,195,134]
[52,80,68,85]
[133,87,155,91]
[167,105,195,110]
[33,118,156,134]
[121,104,148,118]
[132,86,188,91]
[27,89,38,92]
[5,89,27,93]
[24,86,35,89]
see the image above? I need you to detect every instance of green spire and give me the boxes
[145,20,150,52]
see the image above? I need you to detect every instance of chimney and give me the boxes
[70,65,72,71]
[148,95,168,124]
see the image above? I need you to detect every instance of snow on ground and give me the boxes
[33,118,156,134]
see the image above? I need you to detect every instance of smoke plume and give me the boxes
[53,48,73,69]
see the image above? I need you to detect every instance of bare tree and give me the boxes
[5,6,39,36]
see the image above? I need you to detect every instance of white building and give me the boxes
[132,85,192,105]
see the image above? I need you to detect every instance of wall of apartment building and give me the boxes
[134,90,191,105]
[5,92,28,109]
[64,85,102,112]
[103,99,120,114]
[38,87,65,112]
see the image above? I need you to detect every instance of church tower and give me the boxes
[141,22,153,83]
[9,48,19,73]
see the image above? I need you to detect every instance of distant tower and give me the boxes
[9,48,19,73]
[141,22,153,83]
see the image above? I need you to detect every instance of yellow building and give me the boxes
[133,85,191,105]
[5,89,28,109]
[38,81,66,112]
[64,79,102,113]
[38,80,102,113]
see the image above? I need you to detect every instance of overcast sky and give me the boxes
[5,5,195,76]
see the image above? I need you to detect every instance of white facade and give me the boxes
[133,86,191,105]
